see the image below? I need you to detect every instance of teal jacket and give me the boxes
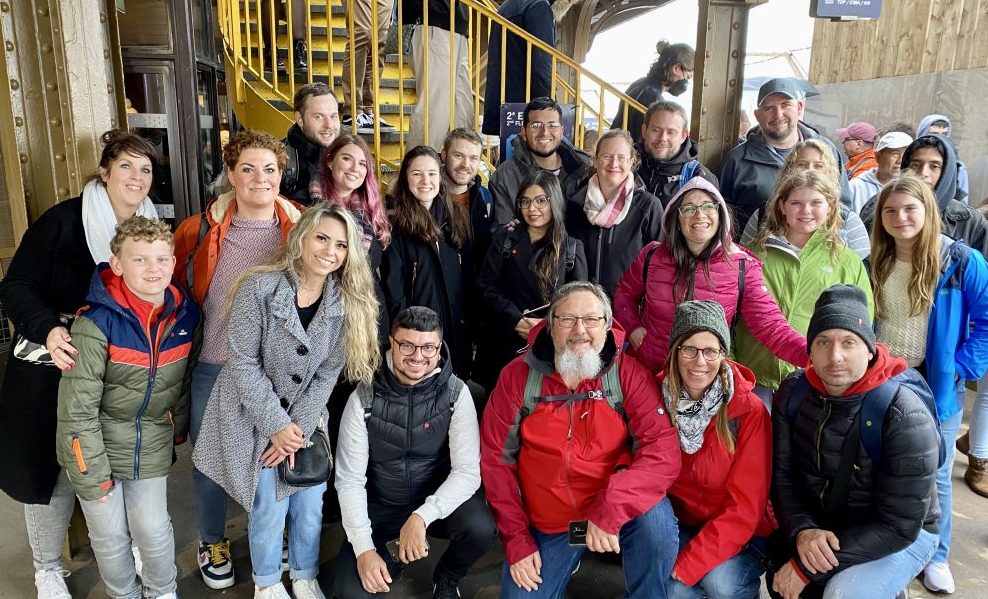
[736,229,872,390]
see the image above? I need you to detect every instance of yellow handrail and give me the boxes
[216,0,648,180]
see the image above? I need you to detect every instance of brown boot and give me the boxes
[965,456,988,498]
[956,430,970,455]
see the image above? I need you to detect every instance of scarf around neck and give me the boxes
[583,174,636,228]
[663,362,733,454]
[82,179,158,264]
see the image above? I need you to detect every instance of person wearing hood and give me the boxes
[720,78,853,235]
[659,301,776,598]
[612,176,808,375]
[636,100,719,208]
[917,114,969,201]
[612,41,695,142]
[481,281,681,598]
[868,175,988,594]
[490,97,593,226]
[56,217,200,599]
[566,129,663,296]
[769,284,941,599]
[333,307,496,599]
[860,134,988,255]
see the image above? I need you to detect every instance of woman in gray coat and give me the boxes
[193,204,381,599]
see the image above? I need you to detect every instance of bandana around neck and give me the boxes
[662,362,733,454]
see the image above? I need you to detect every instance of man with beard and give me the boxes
[636,100,718,209]
[281,83,341,205]
[490,97,592,226]
[481,281,681,598]
[719,78,851,234]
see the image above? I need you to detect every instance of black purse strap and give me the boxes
[827,412,862,517]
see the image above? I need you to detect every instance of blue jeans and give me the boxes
[79,476,177,599]
[666,530,766,599]
[499,498,678,599]
[249,467,325,587]
[970,372,988,458]
[931,395,963,565]
[190,361,230,544]
[822,528,937,598]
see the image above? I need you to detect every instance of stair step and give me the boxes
[246,47,412,67]
[264,96,414,117]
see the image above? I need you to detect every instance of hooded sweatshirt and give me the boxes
[860,135,988,254]
[636,138,719,209]
[917,114,969,201]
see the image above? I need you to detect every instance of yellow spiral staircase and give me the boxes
[217,0,646,177]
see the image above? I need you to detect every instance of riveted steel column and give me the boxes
[692,0,765,172]
[3,0,117,225]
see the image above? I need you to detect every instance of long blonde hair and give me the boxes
[228,203,381,383]
[752,170,845,262]
[663,340,735,454]
[870,174,943,319]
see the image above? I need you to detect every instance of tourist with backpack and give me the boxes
[659,301,776,599]
[332,307,496,599]
[735,170,872,408]
[868,174,988,594]
[173,130,303,590]
[480,281,681,598]
[612,177,807,374]
[769,284,941,599]
[474,172,588,393]
[566,129,664,297]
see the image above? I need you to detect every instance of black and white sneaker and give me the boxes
[432,574,461,599]
[197,539,235,590]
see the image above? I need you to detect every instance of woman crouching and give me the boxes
[193,203,380,598]
[659,300,776,599]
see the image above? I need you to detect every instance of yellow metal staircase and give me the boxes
[217,0,647,176]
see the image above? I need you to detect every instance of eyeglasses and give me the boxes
[678,345,724,361]
[519,195,549,209]
[678,202,718,218]
[526,122,563,132]
[554,315,606,329]
[597,154,631,165]
[392,338,440,358]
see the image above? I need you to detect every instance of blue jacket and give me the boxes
[875,236,988,422]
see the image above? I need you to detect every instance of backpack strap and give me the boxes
[186,214,210,293]
[601,361,625,421]
[520,366,544,418]
[564,237,577,271]
[785,375,811,423]
[729,258,746,347]
[282,143,300,193]
[501,230,519,259]
[859,381,899,462]
[640,242,660,303]
[447,376,466,414]
[358,383,375,422]
[677,160,700,191]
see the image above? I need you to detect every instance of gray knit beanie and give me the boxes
[669,300,731,355]
[806,284,876,354]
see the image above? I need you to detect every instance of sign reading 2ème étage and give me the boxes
[811,0,882,20]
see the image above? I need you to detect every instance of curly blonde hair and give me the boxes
[110,215,173,255]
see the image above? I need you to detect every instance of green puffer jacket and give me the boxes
[56,266,200,501]
[735,229,873,391]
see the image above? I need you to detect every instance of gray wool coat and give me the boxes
[192,270,346,510]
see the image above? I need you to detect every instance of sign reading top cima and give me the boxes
[811,0,882,20]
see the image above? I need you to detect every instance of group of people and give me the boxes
[1,65,986,599]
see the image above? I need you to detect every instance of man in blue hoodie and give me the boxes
[917,114,970,202]
[860,134,988,254]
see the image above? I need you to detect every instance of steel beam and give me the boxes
[692,0,765,173]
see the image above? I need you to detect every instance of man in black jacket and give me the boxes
[770,285,940,599]
[636,100,717,209]
[333,307,496,599]
[280,83,340,205]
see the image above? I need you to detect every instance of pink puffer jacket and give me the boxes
[612,240,808,373]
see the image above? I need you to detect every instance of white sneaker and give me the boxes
[153,594,178,599]
[34,568,71,599]
[292,578,327,599]
[254,582,292,599]
[923,561,956,594]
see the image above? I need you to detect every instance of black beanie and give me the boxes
[806,284,875,354]
[669,300,731,355]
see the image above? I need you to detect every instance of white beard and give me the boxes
[556,347,603,381]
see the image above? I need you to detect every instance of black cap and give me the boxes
[806,285,875,354]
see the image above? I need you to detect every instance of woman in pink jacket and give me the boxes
[613,177,806,373]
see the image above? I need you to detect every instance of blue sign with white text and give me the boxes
[811,0,882,19]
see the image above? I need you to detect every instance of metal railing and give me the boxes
[216,0,646,178]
